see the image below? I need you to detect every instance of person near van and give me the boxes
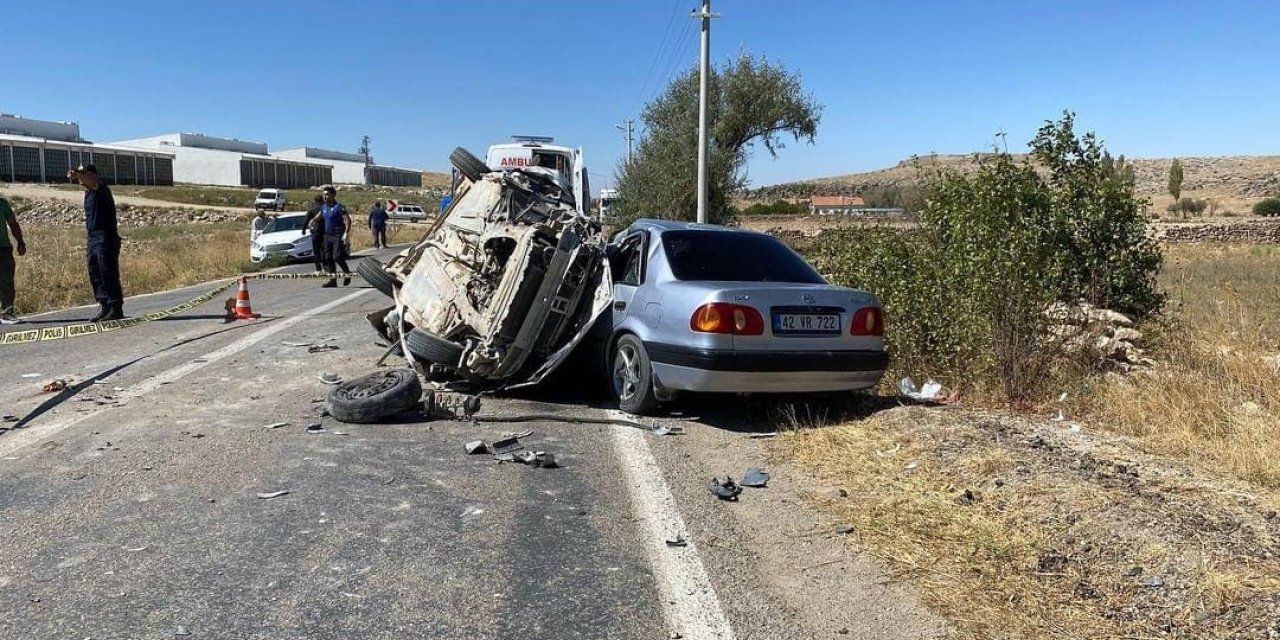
[319,186,352,288]
[303,194,325,273]
[368,201,388,249]
[0,194,28,325]
[69,164,125,321]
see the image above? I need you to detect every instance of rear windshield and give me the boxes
[660,230,825,283]
[263,216,306,233]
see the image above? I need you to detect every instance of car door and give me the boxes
[609,232,646,329]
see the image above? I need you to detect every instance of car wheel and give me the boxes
[449,147,491,183]
[326,368,422,423]
[406,328,464,368]
[612,334,658,415]
[357,257,396,298]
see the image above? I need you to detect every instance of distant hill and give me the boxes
[751,154,1280,214]
[421,171,451,189]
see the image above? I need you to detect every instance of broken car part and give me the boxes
[741,468,770,488]
[326,368,423,424]
[708,476,742,501]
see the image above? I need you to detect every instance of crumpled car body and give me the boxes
[373,165,610,387]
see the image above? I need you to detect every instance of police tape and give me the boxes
[0,271,362,348]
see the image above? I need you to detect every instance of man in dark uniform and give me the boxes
[303,194,325,273]
[69,164,125,321]
[368,200,388,249]
[319,186,352,288]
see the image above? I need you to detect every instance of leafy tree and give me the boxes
[1168,158,1184,203]
[1254,197,1280,217]
[612,52,822,229]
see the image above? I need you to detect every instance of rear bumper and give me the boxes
[645,343,889,393]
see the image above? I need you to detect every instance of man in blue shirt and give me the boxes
[319,186,352,288]
[69,164,125,321]
[368,200,388,249]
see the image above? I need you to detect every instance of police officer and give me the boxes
[69,164,125,321]
[319,186,352,288]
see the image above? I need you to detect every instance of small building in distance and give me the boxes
[0,114,175,185]
[272,147,422,187]
[108,133,332,189]
[809,195,867,215]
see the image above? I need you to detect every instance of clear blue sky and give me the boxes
[2,1,1276,188]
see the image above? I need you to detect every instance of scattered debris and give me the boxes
[741,467,770,488]
[898,377,944,402]
[1127,566,1144,577]
[263,421,289,430]
[318,372,342,385]
[956,489,980,505]
[281,341,312,348]
[1140,575,1166,588]
[174,626,191,637]
[512,450,558,468]
[326,368,422,423]
[305,424,325,434]
[502,429,535,439]
[41,379,68,393]
[307,344,340,353]
[1050,409,1066,422]
[464,440,489,455]
[651,423,686,436]
[747,431,777,439]
[256,490,290,500]
[2,415,17,422]
[834,524,856,535]
[708,476,742,501]
[874,443,901,457]
[20,373,41,378]
[665,535,689,548]
[490,436,523,454]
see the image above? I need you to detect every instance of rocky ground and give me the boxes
[5,195,247,227]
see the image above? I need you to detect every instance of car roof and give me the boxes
[274,211,308,218]
[626,218,769,237]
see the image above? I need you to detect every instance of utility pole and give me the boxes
[616,119,635,165]
[694,0,718,224]
[358,135,372,166]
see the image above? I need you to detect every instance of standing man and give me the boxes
[0,193,27,325]
[319,186,352,288]
[303,194,325,273]
[251,208,269,240]
[368,200,388,249]
[69,164,125,321]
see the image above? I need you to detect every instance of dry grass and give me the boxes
[11,221,424,315]
[788,407,1280,639]
[1088,243,1280,488]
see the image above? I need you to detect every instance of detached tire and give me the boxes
[358,257,397,298]
[327,369,422,424]
[612,334,659,415]
[449,147,491,182]
[406,328,464,367]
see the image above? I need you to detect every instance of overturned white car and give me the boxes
[359,147,610,387]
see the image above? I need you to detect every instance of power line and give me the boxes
[654,16,697,101]
[632,0,685,114]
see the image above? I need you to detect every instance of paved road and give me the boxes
[0,253,945,640]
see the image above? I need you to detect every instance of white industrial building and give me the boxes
[272,147,422,187]
[108,133,332,189]
[0,114,175,185]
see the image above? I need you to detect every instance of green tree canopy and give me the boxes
[611,52,822,228]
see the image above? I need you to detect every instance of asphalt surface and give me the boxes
[0,250,946,640]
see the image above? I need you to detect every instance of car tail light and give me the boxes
[851,307,885,336]
[691,303,764,335]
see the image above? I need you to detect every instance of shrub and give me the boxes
[1168,198,1207,216]
[740,199,808,216]
[1253,198,1280,217]
[808,112,1163,404]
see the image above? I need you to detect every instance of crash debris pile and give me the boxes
[1045,302,1154,373]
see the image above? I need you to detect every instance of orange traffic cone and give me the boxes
[232,276,261,320]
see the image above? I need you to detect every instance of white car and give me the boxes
[387,202,428,222]
[254,188,286,211]
[250,212,314,263]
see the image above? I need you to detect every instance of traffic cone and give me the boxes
[232,276,261,320]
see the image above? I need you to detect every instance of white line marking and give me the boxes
[0,289,370,458]
[612,426,737,640]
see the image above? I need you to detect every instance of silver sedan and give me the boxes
[606,219,888,414]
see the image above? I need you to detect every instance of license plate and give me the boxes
[773,313,841,335]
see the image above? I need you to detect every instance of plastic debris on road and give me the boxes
[318,372,342,385]
[255,490,290,499]
[305,424,325,434]
[741,467,770,488]
[665,535,689,547]
[708,476,743,501]
[263,421,289,430]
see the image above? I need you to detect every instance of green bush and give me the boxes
[1253,198,1280,217]
[1168,198,1207,216]
[808,112,1163,404]
[740,199,809,216]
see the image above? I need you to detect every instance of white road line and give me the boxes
[0,289,370,458]
[611,426,737,640]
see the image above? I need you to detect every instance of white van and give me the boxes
[254,188,286,211]
[485,136,589,217]
[387,201,428,222]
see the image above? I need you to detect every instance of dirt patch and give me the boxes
[788,405,1280,639]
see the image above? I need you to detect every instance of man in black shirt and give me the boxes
[69,164,125,321]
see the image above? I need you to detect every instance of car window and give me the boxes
[263,216,306,233]
[661,230,825,283]
[610,234,645,286]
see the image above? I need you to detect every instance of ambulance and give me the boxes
[485,136,590,217]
